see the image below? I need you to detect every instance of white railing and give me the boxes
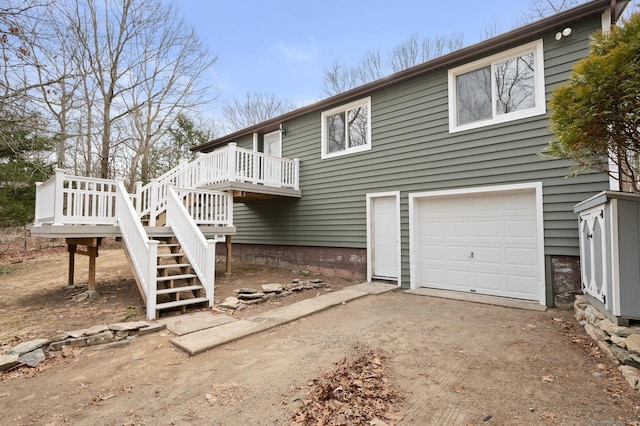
[176,187,233,225]
[115,180,159,320]
[135,143,299,225]
[167,186,216,306]
[34,168,118,226]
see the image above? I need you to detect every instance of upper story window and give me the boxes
[321,97,371,159]
[448,39,545,133]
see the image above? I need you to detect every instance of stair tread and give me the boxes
[157,243,180,247]
[157,263,191,270]
[157,253,182,258]
[156,285,203,295]
[157,273,197,282]
[156,297,209,310]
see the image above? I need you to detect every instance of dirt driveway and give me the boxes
[1,245,640,425]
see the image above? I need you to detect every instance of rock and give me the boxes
[611,345,640,368]
[67,329,87,338]
[91,340,131,351]
[280,291,293,297]
[109,321,149,331]
[291,278,300,284]
[86,331,114,346]
[74,292,89,302]
[598,319,616,336]
[84,324,110,336]
[49,333,70,343]
[310,279,324,284]
[0,354,19,371]
[114,330,129,339]
[613,326,638,338]
[234,288,258,294]
[611,334,627,349]
[219,296,243,309]
[585,306,605,325]
[585,323,609,342]
[574,294,587,307]
[619,365,640,390]
[261,283,283,293]
[139,323,167,336]
[574,307,586,322]
[625,334,640,354]
[9,339,49,355]
[18,349,46,368]
[237,292,266,300]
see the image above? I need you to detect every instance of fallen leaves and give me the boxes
[541,375,555,383]
[290,350,404,425]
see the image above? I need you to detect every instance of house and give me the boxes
[30,0,629,319]
[192,0,630,308]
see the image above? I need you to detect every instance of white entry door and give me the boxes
[412,186,542,301]
[263,130,282,185]
[369,194,400,281]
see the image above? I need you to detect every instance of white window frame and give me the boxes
[321,97,372,159]
[448,39,546,133]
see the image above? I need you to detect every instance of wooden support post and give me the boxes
[65,237,102,291]
[225,235,232,276]
[68,244,77,286]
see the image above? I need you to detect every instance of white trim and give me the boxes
[366,191,401,287]
[610,199,620,316]
[608,156,621,191]
[252,133,259,152]
[448,39,546,133]
[321,97,372,159]
[408,182,546,305]
[602,8,612,33]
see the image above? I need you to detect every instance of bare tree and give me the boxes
[322,33,465,96]
[222,91,297,133]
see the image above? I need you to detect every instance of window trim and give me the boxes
[448,39,546,133]
[321,97,372,159]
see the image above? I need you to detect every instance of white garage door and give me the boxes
[413,187,541,301]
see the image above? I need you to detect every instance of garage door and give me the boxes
[413,187,541,301]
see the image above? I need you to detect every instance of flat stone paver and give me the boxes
[169,282,398,356]
[171,320,267,356]
[159,311,237,336]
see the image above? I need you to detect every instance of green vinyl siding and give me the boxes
[229,15,609,284]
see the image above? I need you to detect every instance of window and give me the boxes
[448,40,545,133]
[321,97,371,159]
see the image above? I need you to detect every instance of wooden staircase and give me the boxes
[153,237,209,316]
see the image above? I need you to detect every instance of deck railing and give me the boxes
[115,180,159,319]
[34,169,118,226]
[167,186,217,306]
[134,143,299,225]
[176,187,233,226]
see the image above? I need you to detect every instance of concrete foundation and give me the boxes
[216,243,367,280]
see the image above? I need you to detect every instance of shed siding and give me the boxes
[229,15,608,285]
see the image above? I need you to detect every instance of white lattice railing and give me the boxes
[167,186,217,306]
[176,187,233,225]
[115,180,159,319]
[133,143,299,225]
[34,169,118,226]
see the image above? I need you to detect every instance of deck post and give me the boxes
[228,143,237,182]
[65,237,102,292]
[68,243,76,286]
[53,168,66,225]
[225,235,232,276]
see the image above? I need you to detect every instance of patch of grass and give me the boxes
[0,265,17,276]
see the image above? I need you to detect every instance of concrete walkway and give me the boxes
[164,282,398,356]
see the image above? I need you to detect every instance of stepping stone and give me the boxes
[159,311,237,336]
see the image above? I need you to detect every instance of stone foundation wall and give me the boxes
[574,295,640,391]
[551,255,582,308]
[218,244,367,280]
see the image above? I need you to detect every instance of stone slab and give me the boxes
[171,320,267,356]
[0,354,19,371]
[247,289,369,327]
[159,312,237,336]
[404,288,547,312]
[348,282,398,295]
[9,339,49,355]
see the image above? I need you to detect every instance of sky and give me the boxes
[174,1,552,118]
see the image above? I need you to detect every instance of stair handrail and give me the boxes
[166,185,216,306]
[115,180,159,320]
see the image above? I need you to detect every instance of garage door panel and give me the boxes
[506,248,537,267]
[414,187,540,302]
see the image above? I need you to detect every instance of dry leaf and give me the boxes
[541,375,554,383]
[452,385,466,394]
[541,411,557,423]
